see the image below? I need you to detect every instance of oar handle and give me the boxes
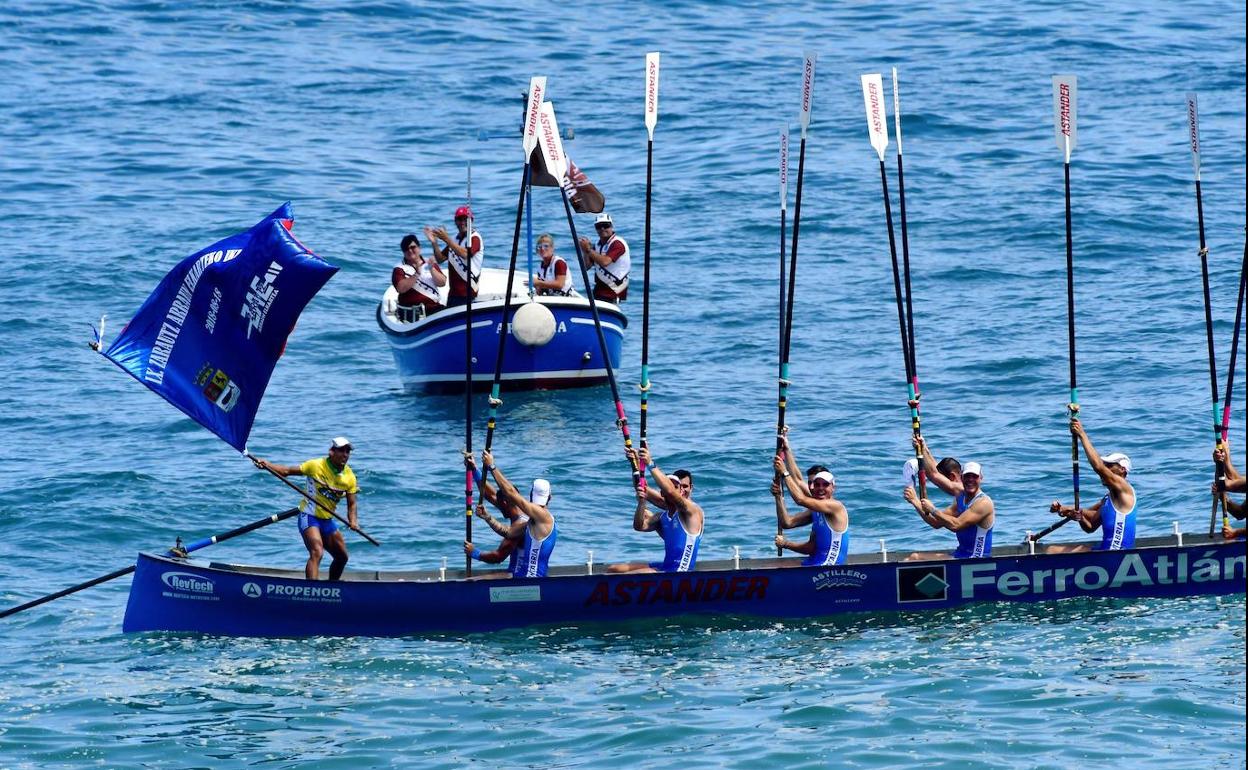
[247,453,381,547]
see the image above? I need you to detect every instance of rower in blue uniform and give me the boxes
[770,431,849,566]
[1047,414,1136,553]
[607,446,704,573]
[903,460,995,560]
[462,455,528,574]
[464,450,556,578]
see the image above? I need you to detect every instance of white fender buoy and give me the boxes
[511,302,556,346]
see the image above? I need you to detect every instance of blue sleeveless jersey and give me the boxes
[511,519,557,578]
[953,492,992,558]
[803,509,848,566]
[1093,493,1136,551]
[651,508,702,572]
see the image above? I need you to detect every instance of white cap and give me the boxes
[529,478,552,506]
[1102,452,1132,473]
[902,457,919,487]
[594,213,613,226]
[811,470,835,485]
[962,461,983,478]
[330,436,353,450]
[666,474,681,485]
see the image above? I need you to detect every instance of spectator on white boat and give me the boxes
[902,460,994,560]
[464,449,557,578]
[531,233,577,297]
[771,435,850,565]
[1046,412,1137,553]
[392,233,446,322]
[427,205,483,308]
[607,447,704,574]
[252,437,360,581]
[577,213,630,303]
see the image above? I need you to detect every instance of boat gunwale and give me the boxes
[136,531,1235,585]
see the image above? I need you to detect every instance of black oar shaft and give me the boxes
[640,137,654,451]
[483,164,531,454]
[561,191,642,485]
[0,508,299,619]
[775,136,807,555]
[890,155,926,499]
[1033,159,1081,545]
[464,231,475,576]
[1194,176,1227,529]
[1215,248,1248,532]
[1064,160,1080,514]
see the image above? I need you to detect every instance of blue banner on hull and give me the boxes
[103,203,337,451]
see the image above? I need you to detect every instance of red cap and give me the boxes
[455,206,473,220]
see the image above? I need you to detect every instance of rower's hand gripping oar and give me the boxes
[537,99,643,487]
[247,452,380,546]
[774,53,815,555]
[0,507,300,620]
[638,53,659,483]
[862,71,926,499]
[1032,75,1081,544]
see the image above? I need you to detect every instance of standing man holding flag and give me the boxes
[253,437,361,581]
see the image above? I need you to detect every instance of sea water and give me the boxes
[0,1,1244,768]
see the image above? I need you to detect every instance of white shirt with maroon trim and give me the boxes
[592,234,630,296]
[536,256,575,296]
[445,229,483,297]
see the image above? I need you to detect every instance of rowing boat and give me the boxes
[122,529,1245,636]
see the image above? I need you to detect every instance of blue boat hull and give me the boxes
[122,534,1245,637]
[377,297,627,393]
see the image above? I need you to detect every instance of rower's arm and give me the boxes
[772,482,812,529]
[633,488,659,532]
[345,492,358,529]
[776,531,816,556]
[916,439,961,496]
[931,498,991,532]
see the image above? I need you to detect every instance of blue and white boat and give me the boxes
[377,268,628,393]
[122,530,1245,637]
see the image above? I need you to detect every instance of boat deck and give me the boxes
[195,532,1219,584]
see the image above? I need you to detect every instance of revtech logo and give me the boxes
[161,571,215,594]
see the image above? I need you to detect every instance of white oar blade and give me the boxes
[645,52,660,139]
[799,52,816,137]
[891,67,904,157]
[538,101,568,182]
[861,73,889,161]
[779,126,789,212]
[1186,92,1201,179]
[523,76,547,156]
[1052,74,1078,162]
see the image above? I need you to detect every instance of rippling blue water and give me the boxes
[1,1,1244,768]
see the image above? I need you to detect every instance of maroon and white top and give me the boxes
[536,256,574,296]
[443,229,483,298]
[591,234,629,301]
[392,263,442,309]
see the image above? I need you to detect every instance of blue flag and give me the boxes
[104,204,338,451]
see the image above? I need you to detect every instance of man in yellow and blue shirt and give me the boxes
[253,436,360,580]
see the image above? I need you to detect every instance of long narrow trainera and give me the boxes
[124,531,1245,636]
